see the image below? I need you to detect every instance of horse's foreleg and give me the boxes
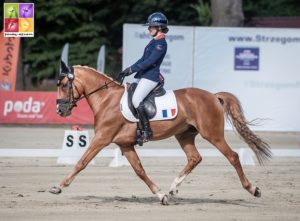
[170,132,201,196]
[50,137,108,194]
[120,146,168,205]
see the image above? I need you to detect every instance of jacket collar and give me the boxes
[154,33,165,40]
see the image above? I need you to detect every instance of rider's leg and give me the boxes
[132,78,158,108]
[136,102,152,141]
[132,78,158,142]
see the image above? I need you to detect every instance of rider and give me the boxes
[117,12,168,143]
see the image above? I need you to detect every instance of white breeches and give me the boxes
[132,78,158,108]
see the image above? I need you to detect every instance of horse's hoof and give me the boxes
[49,186,62,194]
[161,194,169,205]
[169,189,179,196]
[254,187,261,197]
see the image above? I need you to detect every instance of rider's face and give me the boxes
[148,26,158,36]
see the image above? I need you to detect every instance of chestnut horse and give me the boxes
[50,62,271,205]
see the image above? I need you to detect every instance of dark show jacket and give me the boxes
[130,34,167,83]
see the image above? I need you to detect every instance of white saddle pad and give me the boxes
[120,84,178,122]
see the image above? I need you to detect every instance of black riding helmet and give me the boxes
[144,12,169,33]
[144,12,168,26]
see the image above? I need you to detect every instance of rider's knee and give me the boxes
[132,97,141,108]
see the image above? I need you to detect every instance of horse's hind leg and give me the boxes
[120,145,168,205]
[207,135,261,197]
[169,129,201,196]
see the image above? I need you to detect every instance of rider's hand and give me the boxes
[121,67,132,76]
[116,72,125,83]
[115,67,132,83]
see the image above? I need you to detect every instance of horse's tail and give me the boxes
[215,92,272,165]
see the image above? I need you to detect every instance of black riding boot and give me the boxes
[136,102,152,145]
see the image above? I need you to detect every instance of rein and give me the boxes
[74,79,115,103]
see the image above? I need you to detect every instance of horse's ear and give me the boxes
[60,60,69,74]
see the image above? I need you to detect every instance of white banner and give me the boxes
[123,24,194,90]
[194,27,300,131]
[123,25,300,131]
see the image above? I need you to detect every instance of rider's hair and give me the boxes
[157,26,169,34]
[160,26,169,34]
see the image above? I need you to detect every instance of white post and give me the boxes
[97,45,105,73]
[238,148,255,166]
[109,148,130,167]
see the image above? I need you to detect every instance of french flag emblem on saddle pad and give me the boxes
[120,85,178,122]
[162,109,177,118]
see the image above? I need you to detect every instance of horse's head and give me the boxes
[56,60,80,117]
[56,61,121,117]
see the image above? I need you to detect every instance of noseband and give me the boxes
[56,67,115,112]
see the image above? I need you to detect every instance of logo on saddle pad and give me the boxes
[120,83,178,122]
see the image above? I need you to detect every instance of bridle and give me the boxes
[56,66,115,114]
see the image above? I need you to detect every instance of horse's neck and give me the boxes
[86,85,123,118]
[76,67,123,115]
[76,66,119,94]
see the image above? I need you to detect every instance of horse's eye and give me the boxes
[62,84,67,89]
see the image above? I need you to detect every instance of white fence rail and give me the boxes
[0,148,299,167]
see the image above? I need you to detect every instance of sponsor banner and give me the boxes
[0,91,94,124]
[123,24,194,90]
[0,32,20,91]
[194,27,300,131]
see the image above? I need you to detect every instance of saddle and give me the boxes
[120,83,178,122]
[127,82,166,119]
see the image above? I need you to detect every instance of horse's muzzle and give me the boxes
[56,99,72,117]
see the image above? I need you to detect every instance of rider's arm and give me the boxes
[131,58,143,68]
[131,42,166,73]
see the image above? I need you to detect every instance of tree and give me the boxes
[22,0,107,85]
[190,0,212,26]
[210,0,244,26]
[243,0,300,17]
